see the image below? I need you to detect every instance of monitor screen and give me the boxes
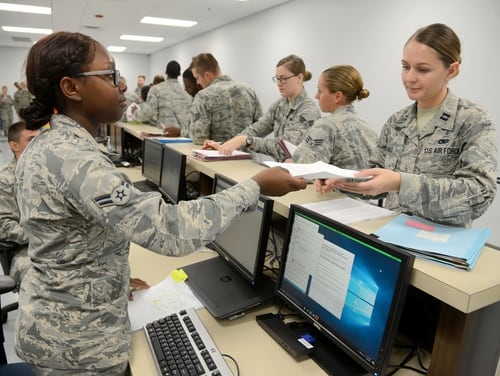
[276,205,414,375]
[158,145,187,204]
[141,138,163,186]
[211,174,274,284]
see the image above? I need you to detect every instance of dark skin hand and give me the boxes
[251,167,307,196]
[163,127,181,137]
[129,277,151,301]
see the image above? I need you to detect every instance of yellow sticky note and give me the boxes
[170,269,188,282]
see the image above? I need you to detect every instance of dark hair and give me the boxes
[152,74,165,85]
[182,68,195,80]
[276,55,312,82]
[166,60,181,78]
[406,23,462,67]
[322,65,369,103]
[19,31,96,130]
[141,85,151,101]
[191,53,220,75]
[7,121,27,143]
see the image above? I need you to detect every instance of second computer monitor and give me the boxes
[159,145,187,204]
[211,174,274,284]
[141,138,163,186]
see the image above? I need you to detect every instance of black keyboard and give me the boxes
[144,308,233,376]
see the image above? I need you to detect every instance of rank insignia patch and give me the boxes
[93,181,132,207]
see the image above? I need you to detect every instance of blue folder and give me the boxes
[374,214,491,270]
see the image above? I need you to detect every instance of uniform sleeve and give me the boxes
[293,118,333,163]
[241,101,278,138]
[135,87,159,125]
[398,113,497,225]
[63,152,260,256]
[251,101,320,162]
[189,94,211,145]
[0,165,28,244]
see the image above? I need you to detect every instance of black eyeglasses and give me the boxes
[75,69,121,87]
[272,74,297,84]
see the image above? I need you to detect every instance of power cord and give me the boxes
[222,353,240,376]
[386,341,428,375]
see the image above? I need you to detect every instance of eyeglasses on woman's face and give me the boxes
[75,69,121,87]
[272,74,297,84]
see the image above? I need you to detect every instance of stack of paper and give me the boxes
[263,160,372,181]
[191,149,251,161]
[302,197,394,224]
[374,214,491,270]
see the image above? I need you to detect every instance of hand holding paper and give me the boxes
[263,160,372,181]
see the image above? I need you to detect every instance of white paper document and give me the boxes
[128,275,202,331]
[263,160,372,181]
[302,197,394,224]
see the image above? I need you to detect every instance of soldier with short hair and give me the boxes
[132,60,193,137]
[189,52,263,144]
[0,121,39,283]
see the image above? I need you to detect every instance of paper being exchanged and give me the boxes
[263,161,372,181]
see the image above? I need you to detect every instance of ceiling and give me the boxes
[0,0,290,54]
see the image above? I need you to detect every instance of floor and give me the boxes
[0,136,499,375]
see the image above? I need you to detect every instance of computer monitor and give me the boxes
[141,138,163,186]
[158,145,187,204]
[275,204,415,375]
[210,174,274,284]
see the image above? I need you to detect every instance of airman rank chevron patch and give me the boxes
[93,181,132,208]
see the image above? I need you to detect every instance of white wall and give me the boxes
[150,0,500,246]
[0,0,498,244]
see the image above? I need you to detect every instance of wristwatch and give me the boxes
[245,136,254,147]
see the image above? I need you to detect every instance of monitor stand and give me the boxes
[256,313,366,376]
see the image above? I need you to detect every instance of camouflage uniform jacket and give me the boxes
[134,78,193,132]
[13,89,33,114]
[0,158,28,244]
[188,75,263,144]
[372,90,497,226]
[14,114,260,370]
[241,88,320,161]
[0,157,30,282]
[293,104,377,170]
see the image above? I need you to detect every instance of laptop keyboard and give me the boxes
[144,308,233,376]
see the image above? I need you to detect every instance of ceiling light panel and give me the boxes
[0,2,51,14]
[120,34,164,42]
[2,26,52,34]
[141,16,197,28]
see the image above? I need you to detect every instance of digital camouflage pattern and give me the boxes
[134,78,192,134]
[14,114,260,372]
[241,88,321,161]
[293,104,377,170]
[188,75,262,144]
[13,88,33,114]
[373,90,497,226]
[0,157,30,283]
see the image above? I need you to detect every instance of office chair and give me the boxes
[0,276,35,375]
[0,241,20,324]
